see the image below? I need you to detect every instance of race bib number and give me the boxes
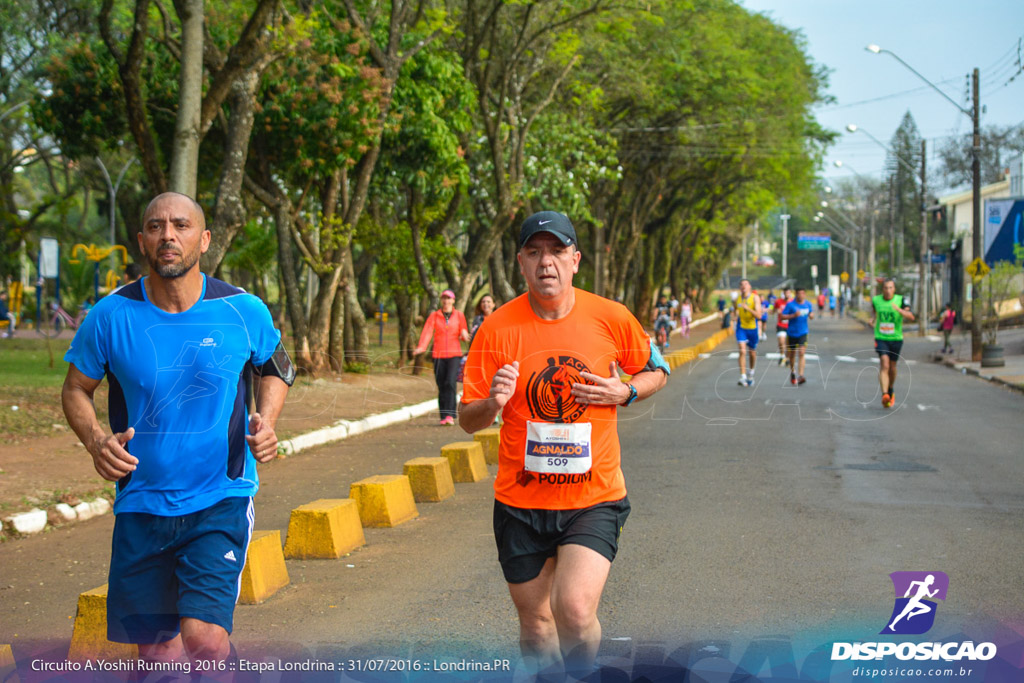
[525,421,592,474]
[879,322,896,335]
[799,308,810,317]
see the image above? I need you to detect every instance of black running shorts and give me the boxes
[787,334,808,348]
[875,338,903,360]
[492,497,631,584]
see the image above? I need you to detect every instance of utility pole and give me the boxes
[887,175,896,274]
[742,230,747,280]
[827,241,832,290]
[919,139,929,336]
[869,205,877,296]
[781,214,791,278]
[970,68,982,361]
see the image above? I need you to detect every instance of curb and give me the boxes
[2,497,111,539]
[278,397,438,455]
[940,357,1024,395]
[0,399,439,541]
[670,311,720,338]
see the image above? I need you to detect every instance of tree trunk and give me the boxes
[394,288,415,369]
[203,68,264,273]
[169,0,204,196]
[307,265,343,374]
[342,245,369,365]
[329,281,345,372]
[488,237,517,303]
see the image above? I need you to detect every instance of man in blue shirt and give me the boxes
[62,193,294,669]
[780,286,815,385]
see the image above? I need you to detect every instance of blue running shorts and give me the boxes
[107,495,254,643]
[736,326,759,349]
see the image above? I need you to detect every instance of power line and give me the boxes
[816,78,962,112]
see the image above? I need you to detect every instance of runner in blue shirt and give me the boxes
[62,193,294,668]
[780,286,815,385]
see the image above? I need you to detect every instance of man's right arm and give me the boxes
[459,361,519,434]
[62,364,137,481]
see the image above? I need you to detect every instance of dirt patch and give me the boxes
[275,367,438,439]
[0,370,439,520]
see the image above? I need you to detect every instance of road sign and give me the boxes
[857,269,865,280]
[810,265,818,278]
[840,271,849,283]
[966,257,990,281]
[797,232,830,250]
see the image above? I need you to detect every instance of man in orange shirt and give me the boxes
[415,289,470,425]
[460,211,669,677]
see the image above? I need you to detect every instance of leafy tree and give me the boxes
[1,1,93,283]
[581,0,832,317]
[936,123,1024,190]
[885,111,922,272]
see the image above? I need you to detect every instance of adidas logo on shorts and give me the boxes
[224,550,237,562]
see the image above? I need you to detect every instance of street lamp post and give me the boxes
[866,44,982,360]
[780,213,791,278]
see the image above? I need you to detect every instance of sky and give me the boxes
[739,0,1024,197]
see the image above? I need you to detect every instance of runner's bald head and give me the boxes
[143,192,206,230]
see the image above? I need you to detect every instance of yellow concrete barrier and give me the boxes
[238,530,290,604]
[474,427,501,465]
[68,585,138,662]
[441,441,488,483]
[283,499,366,559]
[350,475,419,527]
[0,644,16,683]
[403,457,455,503]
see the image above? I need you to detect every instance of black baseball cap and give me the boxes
[519,211,577,249]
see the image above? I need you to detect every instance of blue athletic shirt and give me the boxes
[782,300,814,337]
[64,275,281,516]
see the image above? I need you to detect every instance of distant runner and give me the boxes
[734,279,762,387]
[758,290,770,341]
[773,287,792,366]
[780,287,814,385]
[870,278,915,408]
[652,294,673,352]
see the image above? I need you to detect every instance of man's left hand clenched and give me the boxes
[246,412,279,463]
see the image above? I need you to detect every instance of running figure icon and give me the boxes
[888,574,939,632]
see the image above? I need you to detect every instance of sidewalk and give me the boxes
[937,326,1024,393]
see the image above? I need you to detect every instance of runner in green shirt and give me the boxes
[870,278,916,408]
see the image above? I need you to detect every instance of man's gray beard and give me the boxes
[148,248,200,279]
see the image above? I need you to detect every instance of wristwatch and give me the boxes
[621,383,638,407]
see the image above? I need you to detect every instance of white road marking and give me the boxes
[917,404,940,412]
[836,355,858,362]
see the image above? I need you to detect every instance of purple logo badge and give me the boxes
[881,571,949,635]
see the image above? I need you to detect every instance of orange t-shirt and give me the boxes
[462,289,655,510]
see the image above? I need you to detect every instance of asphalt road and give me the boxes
[2,314,1022,678]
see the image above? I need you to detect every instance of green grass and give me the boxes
[0,337,104,439]
[0,336,72,387]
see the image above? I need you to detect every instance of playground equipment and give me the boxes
[68,243,129,301]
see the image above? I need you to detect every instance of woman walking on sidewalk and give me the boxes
[415,290,470,425]
[939,303,956,354]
